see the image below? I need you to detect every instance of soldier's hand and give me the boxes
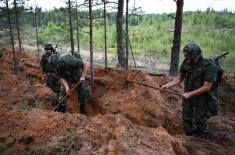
[161,84,169,90]
[65,86,71,95]
[181,93,191,99]
[80,76,85,81]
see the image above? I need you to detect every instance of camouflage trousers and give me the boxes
[58,81,89,113]
[45,72,61,94]
[182,95,208,135]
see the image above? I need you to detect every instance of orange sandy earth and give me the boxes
[0,46,234,155]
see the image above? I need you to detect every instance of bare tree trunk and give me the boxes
[35,8,39,57]
[68,0,74,54]
[13,0,22,52]
[6,0,17,73]
[169,0,184,76]
[89,0,94,92]
[103,0,107,68]
[125,0,128,69]
[76,0,80,53]
[128,35,136,68]
[116,0,125,68]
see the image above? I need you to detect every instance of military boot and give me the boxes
[197,131,211,139]
[55,105,65,113]
[80,103,85,114]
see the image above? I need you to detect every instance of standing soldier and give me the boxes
[40,44,61,94]
[161,43,218,139]
[49,53,89,114]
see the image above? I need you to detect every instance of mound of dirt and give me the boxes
[87,68,183,135]
[0,47,235,154]
[0,46,57,109]
[0,108,187,154]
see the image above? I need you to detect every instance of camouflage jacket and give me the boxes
[57,54,84,84]
[40,52,56,74]
[180,57,218,93]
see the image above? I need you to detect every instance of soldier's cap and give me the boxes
[183,43,202,56]
[48,54,62,65]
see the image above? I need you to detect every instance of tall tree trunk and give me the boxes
[89,0,94,91]
[125,0,128,69]
[169,0,184,76]
[128,35,136,68]
[116,0,125,68]
[13,0,22,52]
[103,0,107,68]
[6,0,17,73]
[68,0,74,54]
[35,8,39,57]
[76,0,80,53]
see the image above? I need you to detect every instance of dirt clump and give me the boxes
[0,48,235,154]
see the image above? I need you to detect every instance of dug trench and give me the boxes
[0,46,235,154]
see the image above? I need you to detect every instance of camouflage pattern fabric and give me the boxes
[183,43,202,56]
[56,54,89,113]
[180,58,218,92]
[40,52,61,93]
[57,54,83,84]
[182,96,208,135]
[45,72,61,94]
[73,52,82,59]
[40,52,56,74]
[179,57,218,135]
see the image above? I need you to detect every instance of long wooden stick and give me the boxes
[127,81,181,96]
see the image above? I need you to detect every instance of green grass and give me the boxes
[35,100,44,109]
[17,102,31,111]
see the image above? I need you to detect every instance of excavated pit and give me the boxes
[0,46,235,154]
[84,68,184,135]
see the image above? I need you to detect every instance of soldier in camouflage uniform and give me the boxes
[40,44,61,94]
[49,53,89,114]
[162,43,218,139]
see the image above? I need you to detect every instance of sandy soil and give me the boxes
[0,46,234,155]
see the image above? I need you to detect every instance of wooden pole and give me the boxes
[89,0,94,91]
[6,0,17,73]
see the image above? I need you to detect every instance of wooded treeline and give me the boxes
[0,0,184,76]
